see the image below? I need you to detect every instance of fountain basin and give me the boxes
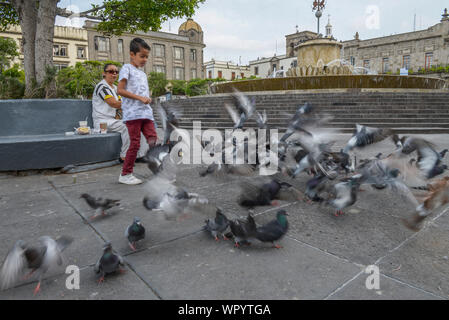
[210,75,447,94]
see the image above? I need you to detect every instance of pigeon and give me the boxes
[225,89,256,129]
[80,193,120,219]
[254,210,289,248]
[280,102,314,142]
[94,242,126,283]
[402,176,449,231]
[255,110,268,129]
[305,173,329,202]
[204,208,230,241]
[125,217,145,251]
[142,143,171,175]
[229,214,257,247]
[326,175,363,216]
[142,176,213,221]
[343,124,393,153]
[157,103,181,144]
[0,236,73,294]
[238,178,303,208]
[400,137,448,179]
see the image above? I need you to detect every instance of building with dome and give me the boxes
[84,18,205,81]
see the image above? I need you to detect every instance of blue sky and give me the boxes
[56,0,449,65]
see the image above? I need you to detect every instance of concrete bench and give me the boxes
[0,99,121,171]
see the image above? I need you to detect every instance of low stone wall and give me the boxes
[0,99,121,171]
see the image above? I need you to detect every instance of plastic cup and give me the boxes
[100,122,107,134]
[79,120,88,127]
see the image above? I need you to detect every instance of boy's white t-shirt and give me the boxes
[118,63,154,122]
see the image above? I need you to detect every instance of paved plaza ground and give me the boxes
[0,133,448,300]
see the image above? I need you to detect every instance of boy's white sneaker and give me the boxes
[119,174,143,185]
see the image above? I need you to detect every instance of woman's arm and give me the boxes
[117,79,151,104]
[104,96,121,109]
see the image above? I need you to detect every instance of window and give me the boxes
[53,44,68,57]
[53,63,68,71]
[363,60,370,69]
[190,49,197,61]
[94,36,110,52]
[232,72,236,80]
[272,64,277,71]
[425,52,433,70]
[191,68,197,79]
[173,47,184,60]
[254,66,259,75]
[117,39,123,55]
[77,46,86,59]
[402,55,411,70]
[350,56,356,66]
[382,57,390,73]
[154,65,166,74]
[174,67,184,80]
[154,44,165,57]
[208,70,212,79]
[292,60,298,68]
[218,70,222,78]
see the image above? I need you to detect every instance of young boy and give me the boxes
[117,38,158,185]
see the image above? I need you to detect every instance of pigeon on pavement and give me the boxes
[125,217,145,251]
[0,236,73,294]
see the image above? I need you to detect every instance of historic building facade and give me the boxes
[343,9,449,74]
[0,25,89,70]
[204,59,251,80]
[84,18,206,81]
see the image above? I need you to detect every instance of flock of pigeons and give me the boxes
[1,89,449,295]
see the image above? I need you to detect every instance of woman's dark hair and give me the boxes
[130,37,151,54]
[103,63,117,72]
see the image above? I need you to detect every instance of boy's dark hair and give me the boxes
[130,38,151,54]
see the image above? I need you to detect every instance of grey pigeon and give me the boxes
[229,214,257,248]
[94,242,126,283]
[143,176,213,221]
[204,208,230,241]
[254,210,289,248]
[401,137,448,179]
[326,175,363,216]
[80,193,120,219]
[125,217,145,251]
[225,89,256,129]
[0,236,73,294]
[343,124,393,153]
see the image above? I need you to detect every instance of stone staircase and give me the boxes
[155,91,449,134]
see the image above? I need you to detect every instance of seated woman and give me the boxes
[92,63,149,162]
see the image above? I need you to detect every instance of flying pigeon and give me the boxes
[125,217,145,251]
[254,210,289,248]
[204,208,230,241]
[402,176,449,231]
[94,242,126,283]
[80,193,120,219]
[400,137,448,179]
[326,174,363,216]
[225,89,256,129]
[142,176,213,221]
[343,124,393,153]
[0,236,73,294]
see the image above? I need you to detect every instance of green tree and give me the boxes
[0,0,205,98]
[57,60,121,99]
[0,37,19,72]
[148,72,168,98]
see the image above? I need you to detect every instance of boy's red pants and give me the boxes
[122,119,157,175]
